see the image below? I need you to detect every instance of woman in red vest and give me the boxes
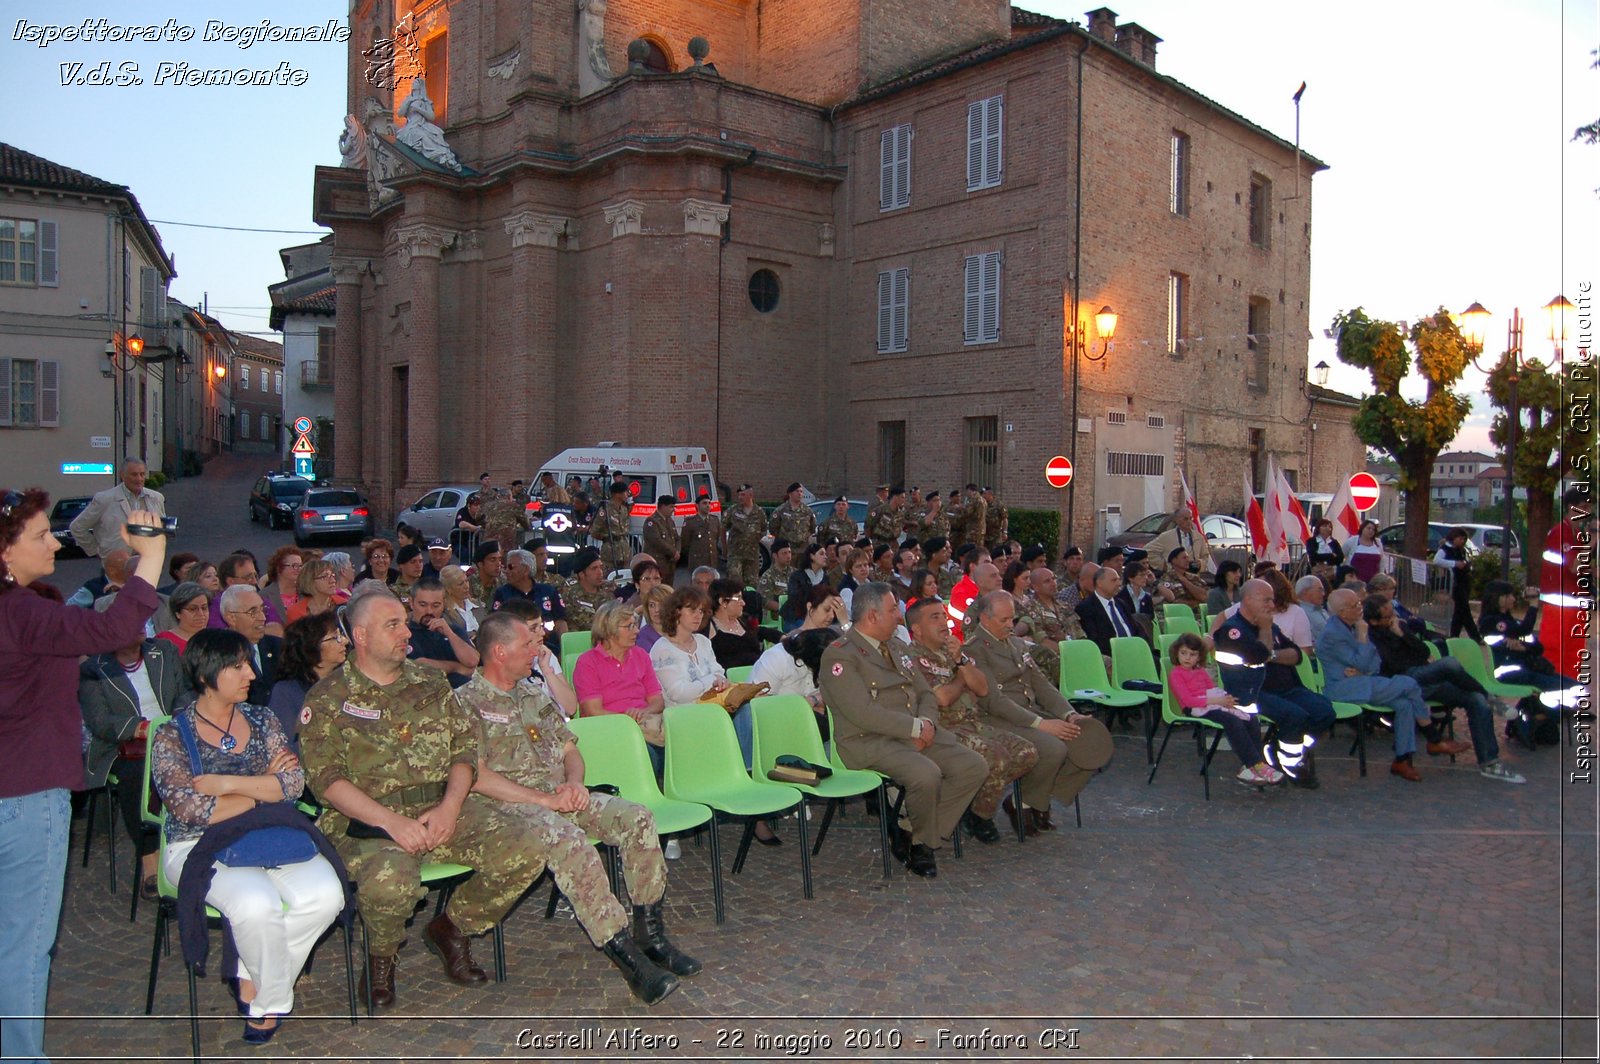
[1539,487,1592,680]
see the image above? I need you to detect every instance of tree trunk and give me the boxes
[1403,464,1433,557]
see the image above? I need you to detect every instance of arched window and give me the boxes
[641,38,673,73]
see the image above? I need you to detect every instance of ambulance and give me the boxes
[526,445,721,552]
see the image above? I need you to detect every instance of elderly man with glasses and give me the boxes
[216,584,282,704]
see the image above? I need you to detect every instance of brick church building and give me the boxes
[314,0,1363,540]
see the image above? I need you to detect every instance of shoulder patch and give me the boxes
[831,662,845,677]
[300,705,312,725]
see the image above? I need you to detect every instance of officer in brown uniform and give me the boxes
[904,598,1037,844]
[591,482,636,575]
[767,482,817,548]
[962,591,1113,834]
[818,496,859,548]
[460,613,697,1005]
[817,582,986,877]
[298,592,545,1008]
[724,484,766,589]
[680,494,723,573]
[642,496,681,579]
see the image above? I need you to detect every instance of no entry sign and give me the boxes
[1349,472,1381,512]
[1045,455,1074,489]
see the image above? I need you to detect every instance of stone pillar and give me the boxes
[504,211,569,469]
[393,222,455,498]
[329,257,365,485]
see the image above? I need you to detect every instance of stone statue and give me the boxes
[395,78,463,172]
[338,114,367,169]
[577,0,614,96]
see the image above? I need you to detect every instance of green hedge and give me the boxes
[1009,508,1062,555]
[145,471,168,489]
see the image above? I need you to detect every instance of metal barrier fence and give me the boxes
[1379,551,1455,629]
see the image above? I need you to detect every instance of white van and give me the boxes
[528,445,721,546]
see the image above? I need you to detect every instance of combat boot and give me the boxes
[631,902,702,976]
[603,930,679,1005]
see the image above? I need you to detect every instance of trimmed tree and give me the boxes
[1331,307,1473,557]
[1485,357,1578,579]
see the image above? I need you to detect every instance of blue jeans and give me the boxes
[0,788,71,1064]
[1256,686,1337,743]
[730,703,755,771]
[1405,659,1500,765]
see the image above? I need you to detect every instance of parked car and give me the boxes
[248,474,313,530]
[807,498,870,540]
[293,488,372,547]
[1377,521,1521,564]
[49,496,91,558]
[1104,511,1251,555]
[396,485,479,542]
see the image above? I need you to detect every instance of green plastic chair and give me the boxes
[1146,643,1229,800]
[1161,602,1201,630]
[662,703,810,903]
[1109,635,1163,764]
[1446,637,1542,700]
[129,714,172,923]
[1161,611,1203,638]
[750,695,890,878]
[145,816,359,1061]
[1057,639,1146,716]
[560,630,594,679]
[725,665,753,684]
[567,714,725,922]
[1294,652,1368,776]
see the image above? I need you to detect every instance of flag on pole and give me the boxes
[1243,471,1268,557]
[1325,477,1361,540]
[1263,455,1288,564]
[1275,463,1312,544]
[1179,468,1202,529]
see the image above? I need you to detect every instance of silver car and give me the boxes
[396,485,479,542]
[293,488,372,547]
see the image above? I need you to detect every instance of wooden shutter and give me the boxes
[876,271,893,351]
[893,125,911,208]
[0,357,11,427]
[980,252,1001,342]
[39,360,59,426]
[38,220,58,287]
[983,96,1003,186]
[891,268,909,351]
[966,103,984,190]
[879,129,895,210]
[963,256,982,343]
[140,266,159,330]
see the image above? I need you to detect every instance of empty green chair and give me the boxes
[1109,635,1163,764]
[750,695,891,878]
[1161,611,1203,638]
[663,703,811,902]
[1058,639,1146,719]
[568,714,725,922]
[1161,602,1201,631]
[560,630,594,679]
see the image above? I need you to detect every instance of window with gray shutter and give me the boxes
[879,124,911,210]
[0,357,11,427]
[966,96,1003,191]
[38,220,58,286]
[963,252,1001,344]
[139,266,159,331]
[876,268,909,353]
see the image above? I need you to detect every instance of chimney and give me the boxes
[1084,7,1118,44]
[1114,21,1161,67]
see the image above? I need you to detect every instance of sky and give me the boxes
[3,0,1595,454]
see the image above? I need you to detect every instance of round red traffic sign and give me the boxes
[1045,455,1074,489]
[1349,472,1381,512]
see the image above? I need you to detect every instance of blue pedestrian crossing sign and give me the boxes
[294,456,315,478]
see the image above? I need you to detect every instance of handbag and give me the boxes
[697,681,770,713]
[174,714,317,868]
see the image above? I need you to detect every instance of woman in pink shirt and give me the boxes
[573,599,666,762]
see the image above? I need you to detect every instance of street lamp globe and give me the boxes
[1544,294,1573,354]
[1459,302,1491,354]
[1093,305,1118,342]
[1313,360,1330,387]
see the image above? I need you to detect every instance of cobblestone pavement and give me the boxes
[43,716,1597,1063]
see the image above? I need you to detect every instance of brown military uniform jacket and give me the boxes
[962,622,1073,721]
[680,513,723,570]
[817,628,934,753]
[642,511,680,576]
[906,639,1043,733]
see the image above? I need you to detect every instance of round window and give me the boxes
[748,269,780,313]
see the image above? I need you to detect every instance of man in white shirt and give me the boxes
[70,457,167,558]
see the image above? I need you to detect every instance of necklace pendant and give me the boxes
[220,734,237,753]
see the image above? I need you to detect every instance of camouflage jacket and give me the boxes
[590,500,633,544]
[919,508,951,542]
[725,505,767,556]
[818,514,859,547]
[561,579,614,633]
[767,501,817,547]
[906,639,982,731]
[453,670,572,794]
[985,499,1008,545]
[299,660,476,829]
[756,563,794,608]
[869,504,902,545]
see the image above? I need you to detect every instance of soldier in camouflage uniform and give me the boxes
[869,486,906,549]
[723,484,765,588]
[459,613,697,1004]
[298,592,545,1008]
[468,540,504,603]
[818,496,859,548]
[1011,567,1075,684]
[679,494,723,573]
[590,482,636,575]
[560,548,614,634]
[864,484,890,542]
[481,487,527,555]
[755,540,795,616]
[982,488,1008,550]
[767,482,817,548]
[904,598,1038,843]
[919,492,951,543]
[957,484,987,554]
[641,496,681,579]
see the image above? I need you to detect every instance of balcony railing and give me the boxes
[300,360,333,389]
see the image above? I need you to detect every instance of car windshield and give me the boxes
[1125,513,1170,534]
[54,499,89,520]
[271,479,312,499]
[308,490,361,507]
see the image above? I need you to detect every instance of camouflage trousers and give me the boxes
[726,551,760,589]
[945,721,1038,818]
[1027,640,1061,688]
[330,799,545,956]
[599,539,633,574]
[500,793,665,946]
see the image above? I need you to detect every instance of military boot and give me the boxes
[631,902,702,976]
[603,930,679,1005]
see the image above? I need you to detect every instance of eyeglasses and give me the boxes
[321,631,350,645]
[179,602,210,615]
[229,606,267,618]
[369,553,391,561]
